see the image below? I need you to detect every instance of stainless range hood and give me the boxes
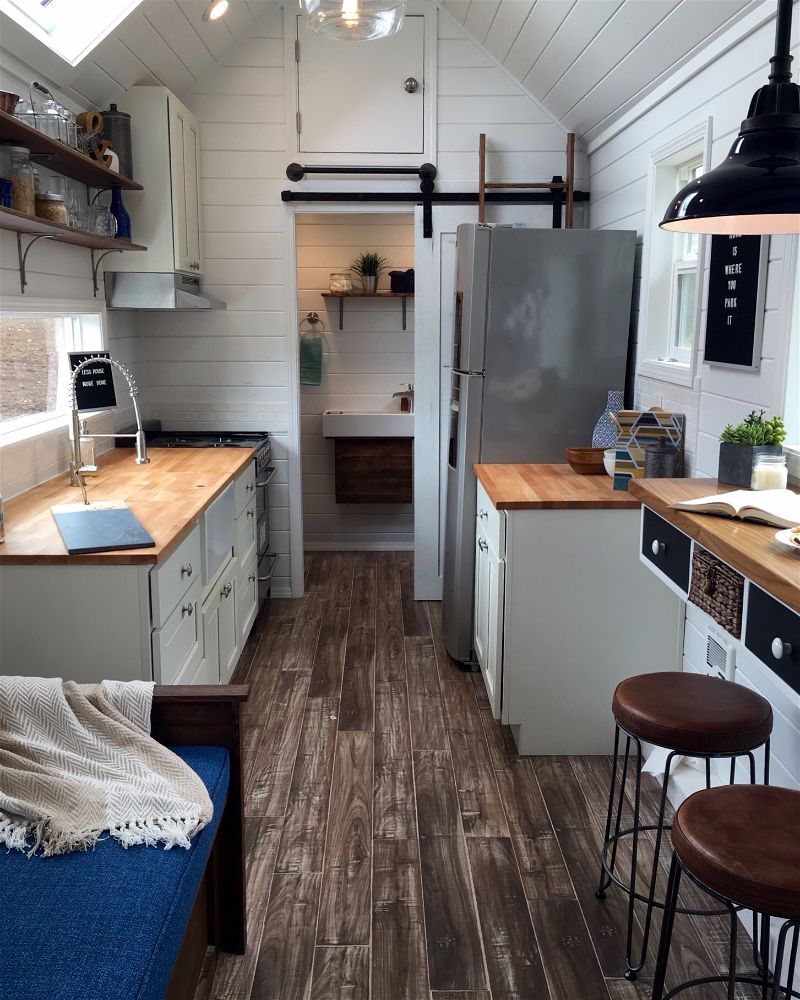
[104,272,226,311]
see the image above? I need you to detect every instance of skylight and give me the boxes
[0,0,143,66]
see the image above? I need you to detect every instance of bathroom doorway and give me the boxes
[290,209,417,576]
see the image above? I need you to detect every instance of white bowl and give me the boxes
[603,449,616,476]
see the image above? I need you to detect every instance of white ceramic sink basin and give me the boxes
[323,410,414,438]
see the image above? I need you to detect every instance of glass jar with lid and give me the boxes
[751,453,788,490]
[35,192,68,226]
[38,99,62,140]
[7,146,35,215]
[329,272,352,293]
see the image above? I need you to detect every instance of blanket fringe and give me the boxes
[0,812,206,857]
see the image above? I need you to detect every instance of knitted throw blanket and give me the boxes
[0,677,212,857]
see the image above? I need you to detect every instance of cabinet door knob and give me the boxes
[221,582,232,599]
[772,637,793,660]
[651,540,666,557]
[403,77,419,94]
[248,509,255,518]
[249,573,256,584]
[478,537,488,551]
[478,509,488,520]
[181,563,193,577]
[182,603,194,617]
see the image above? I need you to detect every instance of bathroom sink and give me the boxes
[323,410,414,438]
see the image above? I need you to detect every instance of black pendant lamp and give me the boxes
[660,0,800,235]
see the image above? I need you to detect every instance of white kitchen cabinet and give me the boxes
[200,588,221,686]
[104,85,202,275]
[237,550,259,648]
[474,480,684,754]
[473,504,505,718]
[294,14,426,157]
[218,559,239,683]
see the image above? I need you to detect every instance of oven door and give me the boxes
[257,509,269,559]
[257,552,279,603]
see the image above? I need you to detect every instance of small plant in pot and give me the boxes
[351,252,387,295]
[718,410,786,487]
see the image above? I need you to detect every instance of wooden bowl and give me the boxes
[565,447,606,475]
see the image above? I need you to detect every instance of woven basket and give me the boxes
[688,546,745,638]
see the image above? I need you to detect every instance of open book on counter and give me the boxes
[670,489,800,529]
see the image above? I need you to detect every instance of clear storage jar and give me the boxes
[329,272,352,293]
[7,146,35,215]
[35,192,68,225]
[751,453,788,490]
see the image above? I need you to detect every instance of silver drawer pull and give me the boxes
[248,573,256,584]
[246,482,255,492]
[247,509,255,518]
[772,637,793,660]
[182,603,194,617]
[478,509,488,520]
[478,537,488,551]
[221,582,232,599]
[651,540,666,557]
[181,563,193,578]
[256,466,277,488]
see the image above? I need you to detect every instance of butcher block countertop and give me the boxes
[474,463,642,510]
[0,447,254,566]
[630,478,800,615]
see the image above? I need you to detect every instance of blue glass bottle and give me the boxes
[109,187,131,241]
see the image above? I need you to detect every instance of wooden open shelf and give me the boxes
[0,109,143,191]
[322,290,414,330]
[0,204,146,251]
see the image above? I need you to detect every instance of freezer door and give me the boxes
[452,224,491,374]
[441,371,484,662]
[481,228,635,462]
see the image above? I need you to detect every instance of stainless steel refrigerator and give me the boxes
[441,224,637,663]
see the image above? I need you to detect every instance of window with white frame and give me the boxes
[0,311,103,438]
[639,126,708,387]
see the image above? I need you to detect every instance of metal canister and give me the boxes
[101,103,133,179]
[643,443,681,478]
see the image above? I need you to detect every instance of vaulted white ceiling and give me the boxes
[0,0,276,109]
[441,0,764,142]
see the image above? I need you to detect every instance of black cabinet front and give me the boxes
[642,507,692,593]
[745,585,800,696]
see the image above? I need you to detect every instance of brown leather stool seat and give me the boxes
[613,672,773,754]
[672,785,800,920]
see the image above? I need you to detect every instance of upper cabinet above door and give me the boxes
[295,14,427,157]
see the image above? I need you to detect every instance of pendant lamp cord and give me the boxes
[769,0,794,84]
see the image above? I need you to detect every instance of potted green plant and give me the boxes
[718,410,786,487]
[351,251,387,295]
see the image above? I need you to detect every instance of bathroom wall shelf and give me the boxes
[0,110,143,191]
[0,206,146,294]
[322,291,414,331]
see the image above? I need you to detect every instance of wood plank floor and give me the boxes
[201,551,761,1000]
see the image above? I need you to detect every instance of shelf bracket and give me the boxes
[16,232,56,294]
[91,249,123,297]
[402,297,407,331]
[338,297,344,331]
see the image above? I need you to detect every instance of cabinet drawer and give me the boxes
[236,495,257,565]
[235,461,256,518]
[238,550,259,645]
[745,586,800,697]
[641,507,691,593]
[152,576,201,685]
[150,524,201,628]
[477,479,505,559]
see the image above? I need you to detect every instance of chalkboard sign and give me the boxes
[703,234,768,370]
[69,352,118,412]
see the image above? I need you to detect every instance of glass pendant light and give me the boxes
[661,0,800,235]
[300,0,406,40]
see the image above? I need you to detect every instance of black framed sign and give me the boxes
[703,234,768,371]
[69,352,117,412]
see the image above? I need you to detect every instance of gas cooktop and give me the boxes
[116,423,268,451]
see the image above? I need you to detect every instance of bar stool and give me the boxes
[595,672,773,980]
[653,785,800,998]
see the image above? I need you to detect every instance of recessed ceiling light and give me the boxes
[203,0,229,21]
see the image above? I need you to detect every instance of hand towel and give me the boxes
[299,332,323,386]
[0,677,212,856]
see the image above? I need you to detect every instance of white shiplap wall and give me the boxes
[132,6,574,593]
[0,55,141,499]
[589,16,799,477]
[297,213,414,550]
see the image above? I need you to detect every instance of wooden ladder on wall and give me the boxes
[478,131,576,228]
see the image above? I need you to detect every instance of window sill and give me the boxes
[637,358,695,389]
[785,445,800,485]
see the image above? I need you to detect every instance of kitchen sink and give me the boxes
[322,410,414,438]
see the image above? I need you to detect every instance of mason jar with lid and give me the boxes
[7,146,35,215]
[751,453,788,490]
[35,192,68,225]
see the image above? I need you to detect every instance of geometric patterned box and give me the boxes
[611,409,686,491]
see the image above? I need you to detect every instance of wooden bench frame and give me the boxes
[151,685,249,1000]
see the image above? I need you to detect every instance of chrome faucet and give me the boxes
[393,383,415,413]
[69,355,149,490]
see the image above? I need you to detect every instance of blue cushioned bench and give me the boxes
[0,685,249,1000]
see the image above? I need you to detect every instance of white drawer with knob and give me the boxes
[235,495,257,567]
[477,479,505,560]
[150,524,202,628]
[235,461,256,518]
[152,576,201,685]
